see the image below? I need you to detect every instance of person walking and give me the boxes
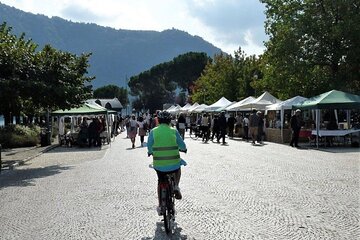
[243,114,249,141]
[217,111,227,144]
[227,113,236,138]
[211,114,220,142]
[137,116,147,147]
[257,111,264,144]
[200,113,210,142]
[128,114,138,149]
[290,109,302,147]
[176,113,186,140]
[249,109,260,145]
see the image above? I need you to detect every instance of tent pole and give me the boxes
[316,109,320,149]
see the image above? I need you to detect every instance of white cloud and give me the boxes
[1,0,267,55]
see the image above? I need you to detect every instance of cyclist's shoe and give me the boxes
[156,206,163,216]
[174,186,182,200]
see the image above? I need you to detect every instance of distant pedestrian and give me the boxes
[211,114,220,141]
[128,114,138,149]
[177,113,186,140]
[249,109,260,145]
[257,111,264,144]
[290,109,302,147]
[227,113,236,138]
[137,116,147,147]
[201,113,210,142]
[217,111,227,144]
[243,114,249,141]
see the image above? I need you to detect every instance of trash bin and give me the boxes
[40,128,51,147]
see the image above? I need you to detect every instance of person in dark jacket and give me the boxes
[176,113,186,139]
[290,109,302,147]
[211,114,220,141]
[217,111,227,144]
[227,113,236,138]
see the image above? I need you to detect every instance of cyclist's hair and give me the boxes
[157,111,171,124]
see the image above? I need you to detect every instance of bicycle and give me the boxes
[148,149,187,234]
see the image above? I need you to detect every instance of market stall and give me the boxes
[294,90,360,148]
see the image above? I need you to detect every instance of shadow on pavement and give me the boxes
[0,165,72,190]
[141,221,188,240]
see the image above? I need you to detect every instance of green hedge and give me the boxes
[0,124,41,148]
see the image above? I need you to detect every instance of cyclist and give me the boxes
[147,111,187,215]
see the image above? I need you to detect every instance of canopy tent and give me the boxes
[215,101,237,112]
[187,103,200,113]
[166,105,177,111]
[293,90,360,110]
[235,92,281,110]
[52,103,115,144]
[204,97,232,112]
[52,103,110,116]
[265,96,307,142]
[191,104,209,113]
[293,90,360,148]
[168,105,182,114]
[226,96,256,111]
[180,103,193,113]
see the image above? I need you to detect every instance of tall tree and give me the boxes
[128,52,209,112]
[260,0,360,98]
[191,49,260,104]
[0,23,94,125]
[0,23,37,125]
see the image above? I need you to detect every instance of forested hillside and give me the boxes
[0,3,221,88]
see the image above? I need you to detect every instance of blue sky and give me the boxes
[1,0,268,55]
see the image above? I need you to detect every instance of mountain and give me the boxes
[0,3,222,88]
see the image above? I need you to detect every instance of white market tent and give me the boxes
[235,91,281,110]
[166,105,176,111]
[215,101,237,112]
[168,105,182,114]
[191,104,209,113]
[204,97,232,112]
[180,103,193,113]
[226,96,256,111]
[265,96,308,142]
[187,103,200,112]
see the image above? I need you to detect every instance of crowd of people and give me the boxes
[116,109,268,149]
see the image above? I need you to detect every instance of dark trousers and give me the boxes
[228,126,234,138]
[290,128,300,146]
[243,126,249,140]
[217,129,226,143]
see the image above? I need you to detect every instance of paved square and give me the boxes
[0,132,359,239]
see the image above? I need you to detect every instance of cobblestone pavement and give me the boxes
[0,132,359,240]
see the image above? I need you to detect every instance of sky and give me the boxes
[1,0,268,55]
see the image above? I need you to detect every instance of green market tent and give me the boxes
[293,90,360,148]
[293,90,360,110]
[52,103,110,116]
[52,103,116,144]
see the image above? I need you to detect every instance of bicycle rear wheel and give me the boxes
[163,207,172,234]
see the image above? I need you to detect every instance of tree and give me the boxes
[0,23,37,125]
[191,49,261,104]
[93,84,129,106]
[0,23,94,126]
[128,52,209,112]
[260,0,360,98]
